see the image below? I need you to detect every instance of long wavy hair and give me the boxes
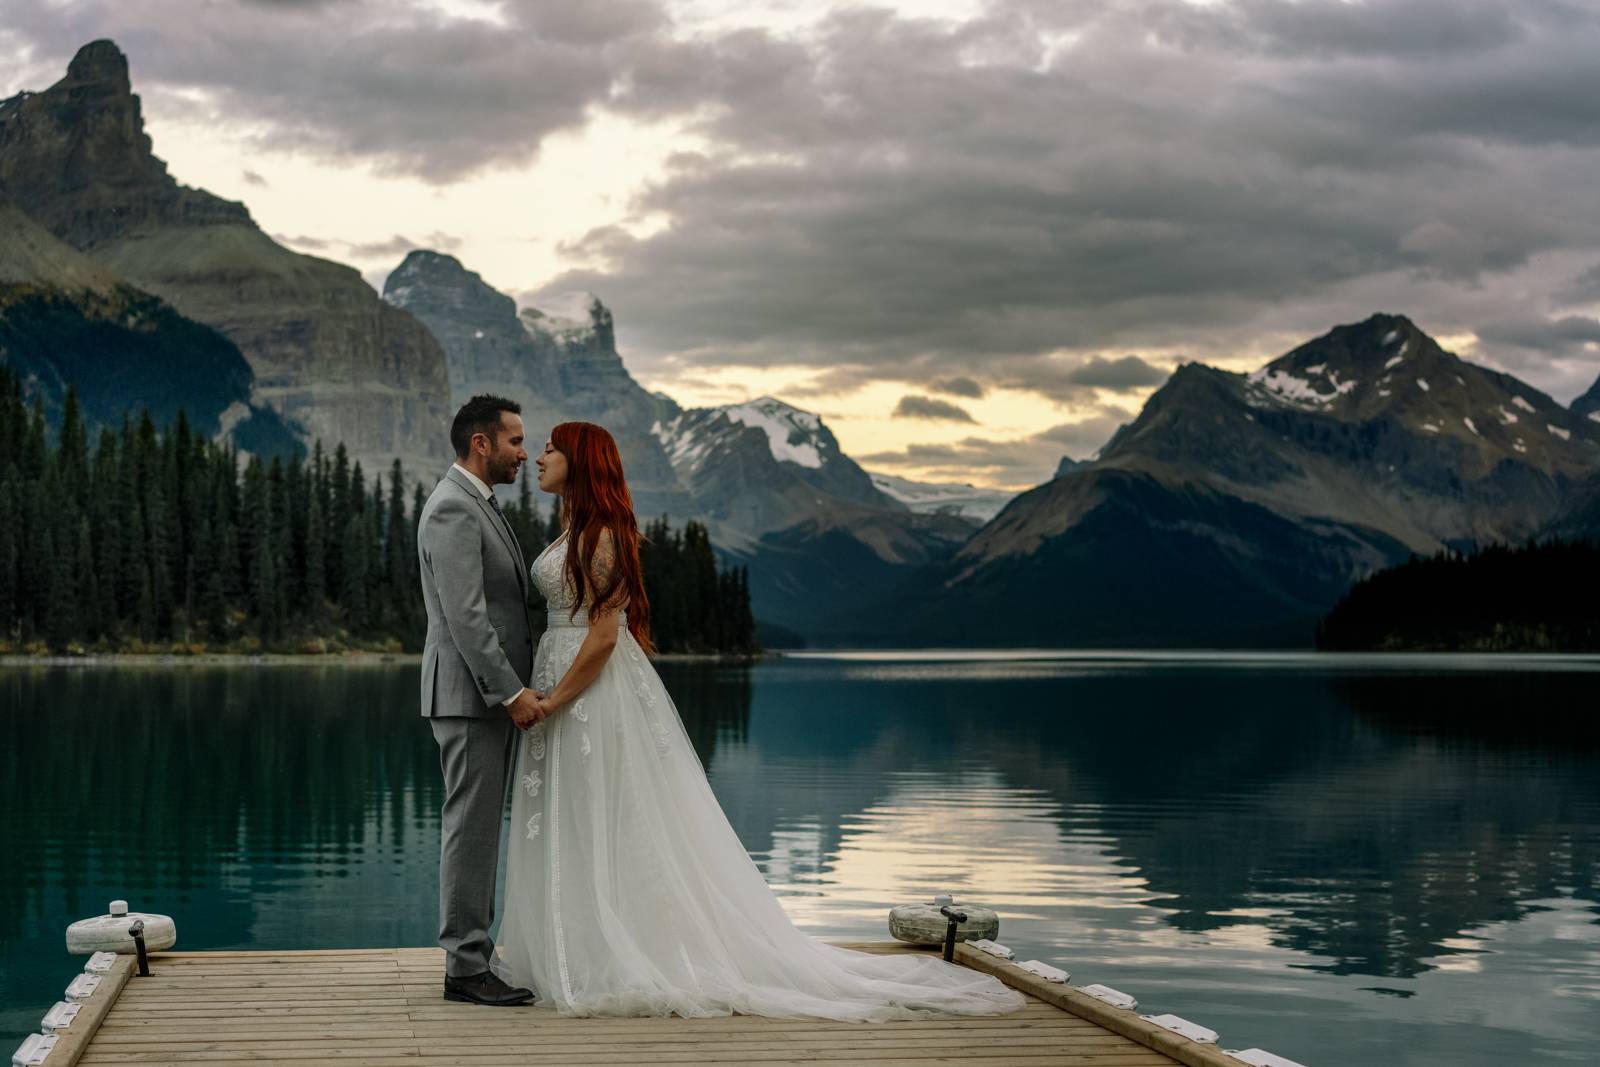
[550,421,655,653]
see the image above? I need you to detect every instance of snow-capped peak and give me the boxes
[652,395,834,474]
[722,397,826,468]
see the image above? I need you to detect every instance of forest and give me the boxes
[1315,540,1600,651]
[0,368,756,655]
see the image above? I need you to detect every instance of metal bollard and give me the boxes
[128,919,150,977]
[938,906,968,963]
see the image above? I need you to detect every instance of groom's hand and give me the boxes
[507,688,544,730]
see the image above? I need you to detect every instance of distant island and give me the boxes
[0,370,757,657]
[1315,541,1600,652]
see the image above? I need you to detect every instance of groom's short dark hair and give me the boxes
[451,394,522,458]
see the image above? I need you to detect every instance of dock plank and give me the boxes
[70,947,1190,1067]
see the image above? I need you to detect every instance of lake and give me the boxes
[3,651,1599,1065]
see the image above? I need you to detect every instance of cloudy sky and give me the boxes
[6,0,1600,488]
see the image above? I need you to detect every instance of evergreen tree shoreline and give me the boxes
[1315,540,1600,652]
[0,369,758,657]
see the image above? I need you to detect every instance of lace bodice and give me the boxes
[532,535,577,613]
[532,531,623,620]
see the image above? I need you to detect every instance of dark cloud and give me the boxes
[343,232,462,259]
[535,0,1600,403]
[5,0,659,182]
[1475,314,1600,354]
[930,376,984,399]
[1144,0,1523,60]
[892,395,977,423]
[1036,416,1127,455]
[241,169,267,186]
[9,0,1600,405]
[1556,262,1600,307]
[981,353,1171,403]
[1063,356,1169,391]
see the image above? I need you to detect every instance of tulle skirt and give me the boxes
[492,614,1027,1021]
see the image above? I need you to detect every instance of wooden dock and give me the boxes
[41,943,1263,1067]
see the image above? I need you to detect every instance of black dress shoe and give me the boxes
[444,970,535,1006]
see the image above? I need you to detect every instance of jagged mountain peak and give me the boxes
[1226,314,1595,464]
[654,393,895,531]
[61,39,131,92]
[0,40,251,249]
[700,396,828,468]
[0,41,453,478]
[1244,313,1441,413]
[383,249,511,317]
[727,396,823,454]
[390,248,468,282]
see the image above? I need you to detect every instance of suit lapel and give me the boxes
[445,467,528,600]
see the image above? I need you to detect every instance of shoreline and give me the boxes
[0,650,778,667]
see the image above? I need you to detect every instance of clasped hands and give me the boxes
[508,687,558,730]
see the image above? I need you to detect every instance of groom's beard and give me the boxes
[488,455,520,485]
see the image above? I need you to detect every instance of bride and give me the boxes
[492,421,1025,1021]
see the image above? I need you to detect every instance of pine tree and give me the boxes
[0,382,760,655]
[75,517,100,644]
[385,460,412,629]
[329,444,351,598]
[0,465,18,643]
[341,511,369,628]
[57,386,89,487]
[41,501,74,649]
[305,492,327,623]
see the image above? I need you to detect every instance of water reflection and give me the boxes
[2,656,1599,1065]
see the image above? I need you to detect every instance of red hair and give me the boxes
[550,421,655,654]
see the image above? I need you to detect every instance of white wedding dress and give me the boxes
[492,533,1026,1020]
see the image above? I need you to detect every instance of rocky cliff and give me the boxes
[0,40,452,480]
[0,189,298,450]
[384,251,977,637]
[382,250,689,517]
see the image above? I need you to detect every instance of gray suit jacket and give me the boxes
[417,466,533,717]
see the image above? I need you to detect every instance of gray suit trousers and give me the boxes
[431,715,516,978]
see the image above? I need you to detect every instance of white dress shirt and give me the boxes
[452,463,526,708]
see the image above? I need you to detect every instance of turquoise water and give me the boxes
[2,652,1598,1064]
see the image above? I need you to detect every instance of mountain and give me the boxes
[381,250,690,518]
[880,314,1600,647]
[867,471,1017,525]
[1573,374,1600,423]
[0,40,452,479]
[383,252,977,640]
[653,396,900,542]
[0,191,298,450]
[653,396,973,637]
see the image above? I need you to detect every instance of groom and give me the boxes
[417,394,545,1006]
